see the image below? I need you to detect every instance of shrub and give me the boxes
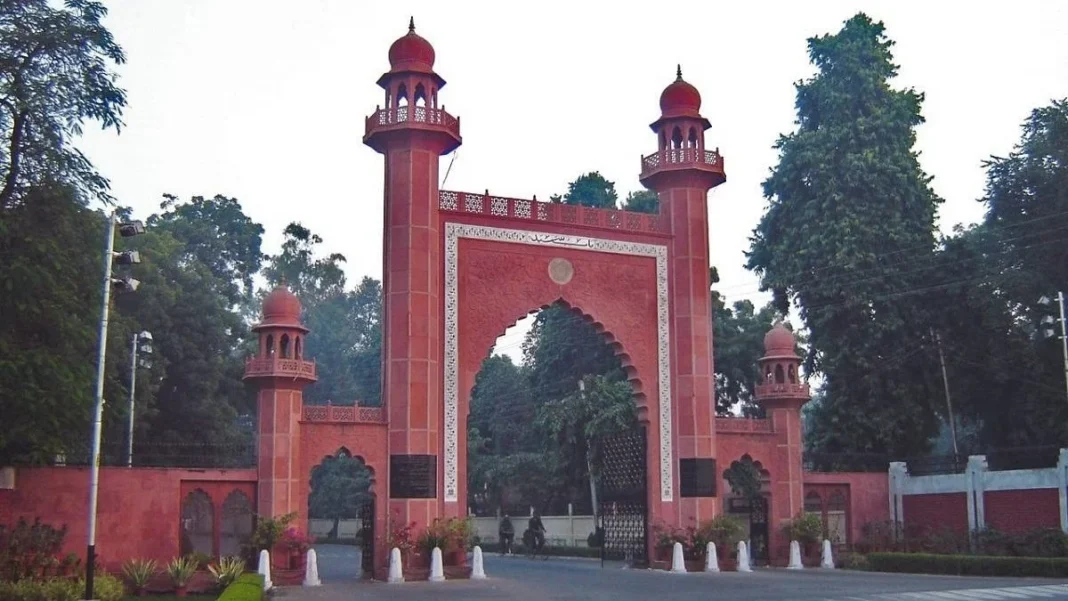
[217,573,264,601]
[0,574,123,601]
[784,513,823,546]
[166,556,196,589]
[247,512,296,552]
[0,518,68,582]
[868,552,1068,578]
[700,515,746,551]
[121,558,157,591]
[838,552,870,571]
[207,556,245,589]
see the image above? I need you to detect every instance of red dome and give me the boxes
[262,285,302,326]
[659,65,702,117]
[764,323,797,356]
[388,18,435,73]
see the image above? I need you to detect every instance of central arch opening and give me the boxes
[465,301,647,561]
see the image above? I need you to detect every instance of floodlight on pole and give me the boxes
[85,212,144,601]
[127,330,153,468]
[1038,292,1068,408]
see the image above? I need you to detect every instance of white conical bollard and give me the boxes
[387,547,404,583]
[736,541,751,572]
[670,541,686,573]
[787,540,803,569]
[821,539,835,569]
[429,547,446,582]
[257,549,272,590]
[303,548,321,586]
[704,542,719,573]
[471,546,487,580]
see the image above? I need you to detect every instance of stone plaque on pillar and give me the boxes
[390,454,437,499]
[679,458,717,497]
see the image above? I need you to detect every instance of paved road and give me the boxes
[289,544,1068,601]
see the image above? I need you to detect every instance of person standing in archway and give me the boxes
[498,514,515,555]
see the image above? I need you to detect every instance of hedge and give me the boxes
[216,573,264,601]
[868,552,1068,578]
[0,575,124,601]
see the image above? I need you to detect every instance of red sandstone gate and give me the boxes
[248,20,729,573]
[363,21,726,567]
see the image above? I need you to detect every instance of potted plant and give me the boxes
[651,521,688,564]
[121,558,157,596]
[167,556,196,597]
[417,522,450,565]
[207,556,245,590]
[386,519,418,567]
[443,517,474,566]
[784,513,824,563]
[702,515,745,569]
[279,527,312,569]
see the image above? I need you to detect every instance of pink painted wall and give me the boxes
[802,471,889,544]
[0,466,256,569]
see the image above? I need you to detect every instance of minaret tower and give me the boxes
[639,66,726,523]
[754,323,810,540]
[244,285,317,518]
[364,19,462,527]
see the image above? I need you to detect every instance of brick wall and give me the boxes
[902,492,969,535]
[984,489,1061,533]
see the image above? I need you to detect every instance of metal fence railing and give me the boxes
[44,441,257,469]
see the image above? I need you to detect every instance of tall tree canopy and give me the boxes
[0,0,126,208]
[747,14,944,456]
[262,223,382,406]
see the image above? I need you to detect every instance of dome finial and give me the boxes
[409,16,415,33]
[676,64,683,81]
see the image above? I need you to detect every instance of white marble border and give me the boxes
[443,222,674,503]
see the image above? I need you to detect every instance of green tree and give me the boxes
[0,0,126,208]
[468,355,535,455]
[262,224,382,406]
[308,453,372,540]
[981,99,1068,305]
[0,185,102,464]
[522,305,623,406]
[746,14,944,456]
[149,194,264,306]
[622,190,658,214]
[713,299,781,416]
[556,172,618,209]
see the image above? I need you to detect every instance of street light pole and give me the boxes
[85,213,116,600]
[1040,291,1068,408]
[1058,291,1068,407]
[126,334,138,468]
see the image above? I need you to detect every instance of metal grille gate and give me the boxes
[596,427,648,566]
[359,500,374,577]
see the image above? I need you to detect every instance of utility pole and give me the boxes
[931,329,959,458]
[580,379,599,525]
[126,331,152,467]
[1040,292,1068,407]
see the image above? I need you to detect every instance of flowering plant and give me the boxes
[386,520,417,553]
[280,527,312,553]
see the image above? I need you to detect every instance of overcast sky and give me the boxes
[78,1,1068,362]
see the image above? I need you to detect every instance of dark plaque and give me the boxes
[390,454,436,499]
[679,458,717,497]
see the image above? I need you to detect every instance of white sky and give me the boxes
[78,1,1068,364]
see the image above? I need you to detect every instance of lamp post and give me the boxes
[1039,292,1068,407]
[85,213,144,601]
[126,331,153,467]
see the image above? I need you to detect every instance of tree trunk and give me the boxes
[329,517,339,540]
[0,111,26,209]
